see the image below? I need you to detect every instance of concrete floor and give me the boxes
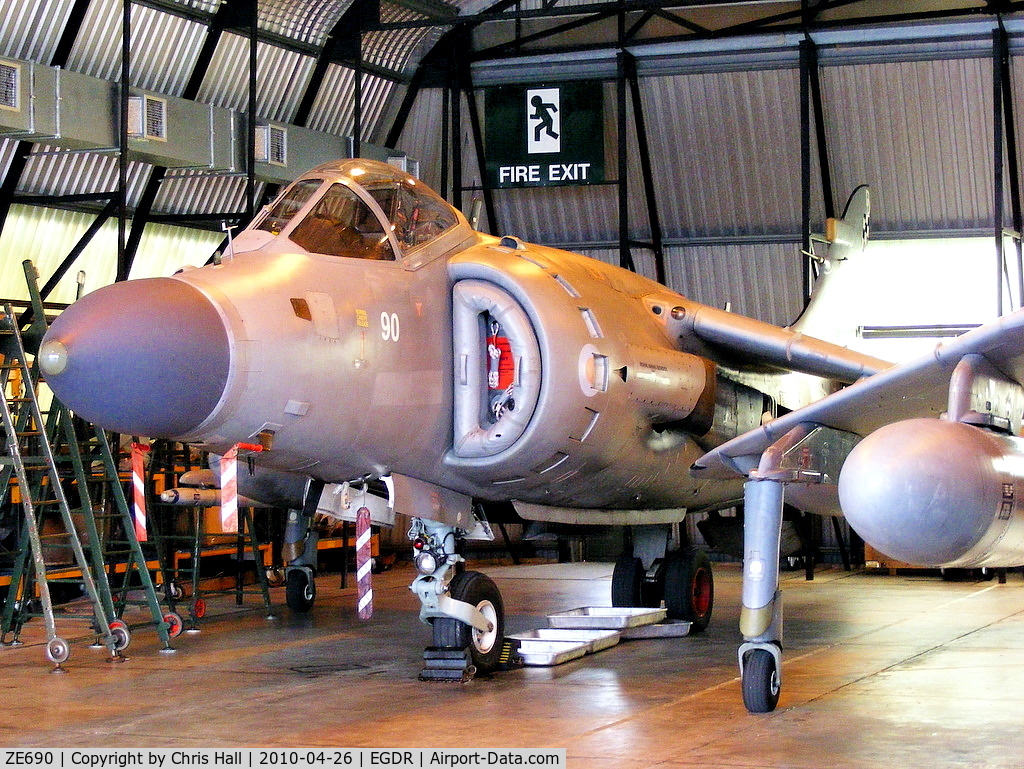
[1,560,1023,768]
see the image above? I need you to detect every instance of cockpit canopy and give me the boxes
[252,159,462,262]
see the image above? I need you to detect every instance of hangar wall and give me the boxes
[0,5,1021,335]
[391,21,1024,328]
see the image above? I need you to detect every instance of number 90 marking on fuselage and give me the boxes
[381,311,400,342]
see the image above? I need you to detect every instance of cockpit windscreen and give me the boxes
[256,178,322,236]
[289,183,394,260]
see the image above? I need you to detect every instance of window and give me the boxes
[256,178,322,235]
[288,183,395,260]
[366,181,458,252]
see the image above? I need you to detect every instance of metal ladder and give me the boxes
[47,405,174,651]
[0,303,125,666]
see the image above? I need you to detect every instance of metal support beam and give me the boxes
[451,65,463,214]
[40,200,120,302]
[806,42,834,221]
[798,39,815,303]
[116,0,132,282]
[616,51,635,273]
[624,51,666,284]
[121,3,236,278]
[246,0,258,223]
[441,83,451,201]
[995,28,1006,316]
[458,34,498,235]
[797,36,835,303]
[996,23,1024,310]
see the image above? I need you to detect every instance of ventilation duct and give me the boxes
[126,88,239,170]
[0,55,414,183]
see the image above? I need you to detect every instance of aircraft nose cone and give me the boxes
[40,278,230,438]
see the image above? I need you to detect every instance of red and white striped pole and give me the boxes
[219,445,239,533]
[130,442,150,542]
[356,505,373,620]
[219,442,263,534]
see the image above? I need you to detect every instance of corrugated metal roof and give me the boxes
[197,32,316,119]
[260,0,350,47]
[0,0,74,62]
[640,67,803,239]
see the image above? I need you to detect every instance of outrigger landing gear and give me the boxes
[738,424,831,713]
[409,518,504,677]
[612,525,714,631]
[738,475,785,713]
[283,482,322,612]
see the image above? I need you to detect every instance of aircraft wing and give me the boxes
[693,306,1024,479]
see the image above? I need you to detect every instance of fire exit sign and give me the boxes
[484,82,605,189]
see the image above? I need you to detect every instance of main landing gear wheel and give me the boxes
[433,571,505,673]
[611,553,644,607]
[742,648,781,713]
[286,568,316,612]
[665,549,714,631]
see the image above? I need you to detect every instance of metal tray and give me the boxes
[621,619,692,639]
[514,639,589,666]
[509,628,621,654]
[546,606,667,630]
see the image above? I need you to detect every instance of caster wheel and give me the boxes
[286,569,316,612]
[46,636,71,665]
[108,620,131,652]
[164,612,184,639]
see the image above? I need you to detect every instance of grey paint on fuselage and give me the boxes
[41,160,890,523]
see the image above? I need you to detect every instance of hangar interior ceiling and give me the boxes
[0,0,1022,332]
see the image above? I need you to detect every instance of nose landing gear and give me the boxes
[409,518,505,676]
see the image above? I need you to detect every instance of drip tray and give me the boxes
[546,606,667,629]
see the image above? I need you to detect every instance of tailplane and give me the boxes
[790,185,871,343]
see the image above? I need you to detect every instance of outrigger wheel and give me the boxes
[432,570,505,673]
[285,567,316,612]
[611,548,714,631]
[742,647,781,713]
[45,636,70,665]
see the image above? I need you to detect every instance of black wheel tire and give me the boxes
[611,553,644,607]
[433,571,504,673]
[664,548,714,631]
[286,569,316,612]
[742,648,781,713]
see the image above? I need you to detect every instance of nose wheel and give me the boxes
[432,571,505,673]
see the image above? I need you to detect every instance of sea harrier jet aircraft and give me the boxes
[39,159,1024,711]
